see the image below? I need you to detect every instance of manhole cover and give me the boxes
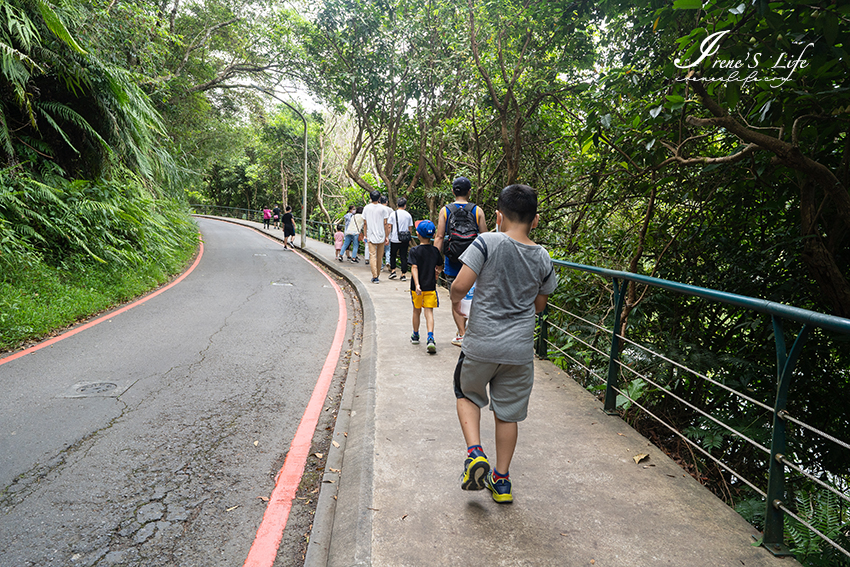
[59,381,127,398]
[76,382,117,394]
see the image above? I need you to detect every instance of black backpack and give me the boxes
[443,203,479,262]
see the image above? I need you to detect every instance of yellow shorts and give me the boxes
[410,290,439,309]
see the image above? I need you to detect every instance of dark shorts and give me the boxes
[284,224,295,237]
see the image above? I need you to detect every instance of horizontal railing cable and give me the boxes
[544,340,605,384]
[547,321,610,360]
[779,411,850,452]
[609,358,772,455]
[612,332,775,414]
[608,385,767,498]
[546,304,610,334]
[776,503,850,560]
[777,455,850,506]
[546,311,772,455]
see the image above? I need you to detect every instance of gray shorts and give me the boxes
[453,352,534,422]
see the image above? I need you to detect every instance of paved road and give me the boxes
[0,218,342,566]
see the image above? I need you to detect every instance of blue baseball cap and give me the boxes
[416,220,435,238]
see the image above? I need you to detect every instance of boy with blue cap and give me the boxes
[408,220,442,354]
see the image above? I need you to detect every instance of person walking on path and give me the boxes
[272,204,282,229]
[282,205,296,248]
[381,195,392,270]
[388,197,415,281]
[262,207,272,229]
[434,176,487,347]
[408,220,442,354]
[449,184,558,504]
[334,224,345,261]
[362,191,391,283]
[340,206,356,261]
[340,206,362,262]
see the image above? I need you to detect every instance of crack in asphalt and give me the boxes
[0,397,130,512]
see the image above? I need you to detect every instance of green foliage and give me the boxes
[0,167,198,350]
[786,490,850,566]
[616,377,647,413]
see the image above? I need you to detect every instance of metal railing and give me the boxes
[536,260,850,560]
[189,204,338,245]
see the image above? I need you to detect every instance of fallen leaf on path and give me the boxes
[314,453,324,459]
[401,514,408,520]
[257,496,269,502]
[332,440,340,448]
[329,468,341,473]
[633,453,649,464]
[226,505,239,512]
[253,440,259,447]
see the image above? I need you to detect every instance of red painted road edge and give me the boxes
[0,238,205,368]
[243,243,348,567]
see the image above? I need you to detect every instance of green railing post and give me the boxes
[763,316,810,556]
[604,278,628,414]
[536,304,549,359]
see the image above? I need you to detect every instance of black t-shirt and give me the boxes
[282,212,294,226]
[408,244,442,292]
[273,207,281,218]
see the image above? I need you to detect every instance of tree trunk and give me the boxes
[316,129,332,227]
[280,153,288,209]
[800,180,850,318]
[620,185,657,338]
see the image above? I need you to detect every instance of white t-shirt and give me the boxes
[460,232,558,365]
[387,209,414,243]
[362,202,391,243]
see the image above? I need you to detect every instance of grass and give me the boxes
[0,237,198,353]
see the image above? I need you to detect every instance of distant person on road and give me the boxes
[434,176,487,348]
[408,220,442,354]
[449,184,557,504]
[334,224,345,261]
[273,205,281,229]
[388,197,414,281]
[282,205,296,249]
[362,191,391,283]
[263,207,272,229]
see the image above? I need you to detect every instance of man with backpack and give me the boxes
[434,176,488,346]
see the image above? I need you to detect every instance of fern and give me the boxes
[786,489,850,566]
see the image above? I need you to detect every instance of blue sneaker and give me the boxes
[486,471,513,504]
[460,448,490,491]
[410,332,420,344]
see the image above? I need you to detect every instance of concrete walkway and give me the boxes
[200,217,798,567]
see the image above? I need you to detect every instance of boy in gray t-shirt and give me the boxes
[449,184,557,504]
